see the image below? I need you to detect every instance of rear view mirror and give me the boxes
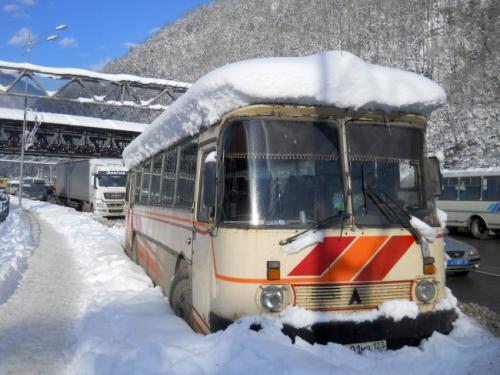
[203,157,216,209]
[425,156,442,197]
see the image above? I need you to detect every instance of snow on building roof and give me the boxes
[443,167,500,177]
[0,60,191,89]
[123,50,447,169]
[0,107,147,133]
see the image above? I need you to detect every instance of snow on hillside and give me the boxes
[0,198,499,374]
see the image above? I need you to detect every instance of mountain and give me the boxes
[104,0,498,168]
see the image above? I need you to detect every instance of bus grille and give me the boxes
[292,281,413,310]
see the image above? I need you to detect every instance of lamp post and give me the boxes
[18,24,68,209]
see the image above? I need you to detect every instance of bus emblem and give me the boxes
[349,288,362,305]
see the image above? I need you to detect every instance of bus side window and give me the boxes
[198,150,216,222]
[483,176,500,201]
[175,140,198,209]
[161,148,178,207]
[141,158,152,205]
[134,167,142,204]
[441,177,458,200]
[150,154,163,206]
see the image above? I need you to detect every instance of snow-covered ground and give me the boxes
[0,198,499,374]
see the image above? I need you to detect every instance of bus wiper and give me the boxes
[364,187,422,244]
[279,211,344,246]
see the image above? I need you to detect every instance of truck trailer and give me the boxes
[54,158,127,217]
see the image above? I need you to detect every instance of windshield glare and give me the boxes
[348,123,430,226]
[221,119,344,227]
[97,174,127,187]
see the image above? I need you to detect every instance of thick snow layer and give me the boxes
[123,50,446,169]
[0,107,147,132]
[281,229,324,254]
[410,215,438,243]
[1,199,499,374]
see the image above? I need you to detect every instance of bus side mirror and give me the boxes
[425,156,442,197]
[92,175,98,189]
[203,161,216,210]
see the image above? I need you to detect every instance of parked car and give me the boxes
[444,236,480,276]
[23,183,49,201]
[7,180,19,195]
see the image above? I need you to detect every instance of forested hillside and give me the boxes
[104,0,498,168]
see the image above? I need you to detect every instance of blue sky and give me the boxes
[0,0,211,71]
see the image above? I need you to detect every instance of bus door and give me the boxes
[191,144,217,331]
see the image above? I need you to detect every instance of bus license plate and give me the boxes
[448,259,469,266]
[347,340,387,354]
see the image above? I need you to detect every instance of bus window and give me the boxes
[161,148,178,207]
[221,119,343,226]
[441,177,458,200]
[140,158,152,204]
[175,140,198,209]
[134,168,142,203]
[483,176,500,201]
[459,177,481,201]
[150,154,163,206]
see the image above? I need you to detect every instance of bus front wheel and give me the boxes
[169,271,193,327]
[470,218,489,240]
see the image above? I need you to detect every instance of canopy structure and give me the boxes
[123,50,446,169]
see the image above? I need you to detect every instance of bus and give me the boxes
[123,51,456,350]
[437,168,500,239]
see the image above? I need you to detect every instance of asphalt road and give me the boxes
[446,232,500,314]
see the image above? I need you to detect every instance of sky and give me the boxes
[0,0,211,72]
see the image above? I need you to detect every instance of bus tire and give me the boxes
[169,271,193,327]
[131,235,139,263]
[470,217,489,240]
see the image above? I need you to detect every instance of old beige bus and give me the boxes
[123,51,456,351]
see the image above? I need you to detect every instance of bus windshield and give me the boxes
[348,122,429,226]
[221,119,344,227]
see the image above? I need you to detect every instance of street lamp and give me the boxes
[18,24,68,209]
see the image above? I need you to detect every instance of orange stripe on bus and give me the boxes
[320,236,387,281]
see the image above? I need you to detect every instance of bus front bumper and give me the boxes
[210,309,458,350]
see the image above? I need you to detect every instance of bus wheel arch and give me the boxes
[169,270,193,328]
[469,216,490,240]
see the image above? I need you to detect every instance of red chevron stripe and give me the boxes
[354,235,415,282]
[288,236,355,276]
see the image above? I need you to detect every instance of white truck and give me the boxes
[54,158,127,217]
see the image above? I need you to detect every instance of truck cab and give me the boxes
[91,167,128,217]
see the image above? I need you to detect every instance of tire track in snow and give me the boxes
[0,211,81,374]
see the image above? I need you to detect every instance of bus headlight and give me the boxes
[415,280,436,303]
[260,286,285,312]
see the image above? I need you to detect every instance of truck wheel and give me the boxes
[470,218,489,240]
[169,271,193,327]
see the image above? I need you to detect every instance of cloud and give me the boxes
[59,37,78,48]
[3,3,21,12]
[148,27,161,35]
[124,42,137,49]
[89,57,112,72]
[18,0,36,5]
[8,27,32,46]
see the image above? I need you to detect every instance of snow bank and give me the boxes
[6,200,499,374]
[123,50,446,169]
[0,200,38,304]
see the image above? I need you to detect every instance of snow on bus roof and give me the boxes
[123,50,446,169]
[443,167,500,177]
